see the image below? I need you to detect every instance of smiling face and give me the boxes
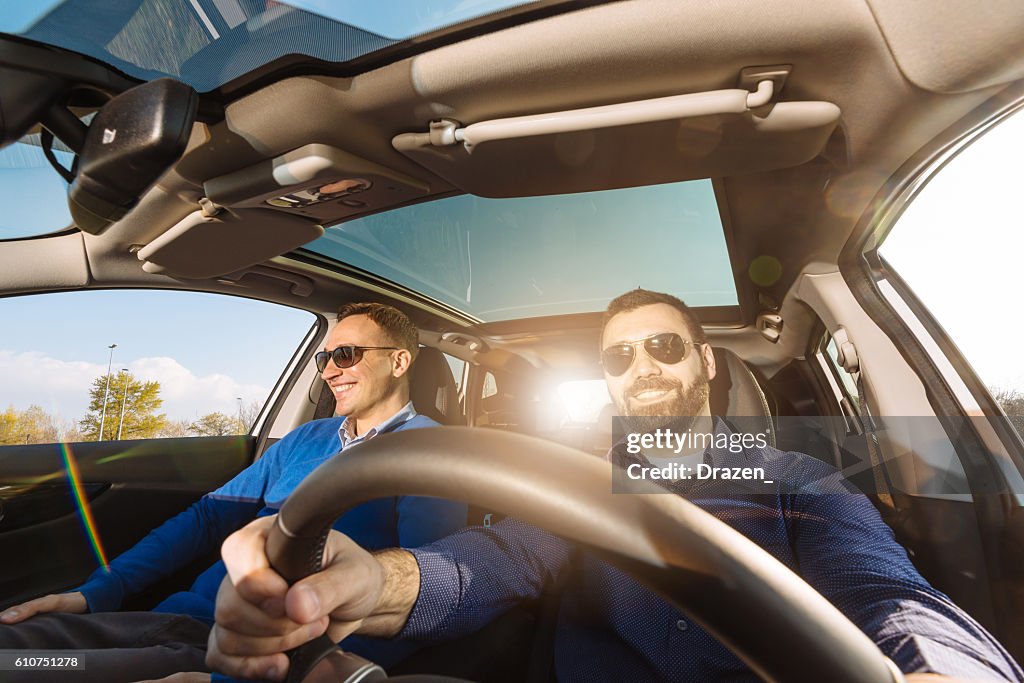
[321,314,412,429]
[601,303,716,423]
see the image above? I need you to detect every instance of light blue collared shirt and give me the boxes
[338,400,417,451]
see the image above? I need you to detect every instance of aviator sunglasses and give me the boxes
[315,345,400,372]
[600,332,700,376]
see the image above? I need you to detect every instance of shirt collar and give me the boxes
[338,401,417,451]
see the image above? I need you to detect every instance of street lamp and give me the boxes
[236,397,243,433]
[116,369,130,441]
[97,343,117,441]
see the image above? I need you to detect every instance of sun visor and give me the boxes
[393,78,840,197]
[137,208,323,279]
[203,144,430,222]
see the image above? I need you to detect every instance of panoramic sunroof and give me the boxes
[0,1,536,93]
[302,179,739,322]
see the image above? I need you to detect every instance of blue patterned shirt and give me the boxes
[403,423,1023,682]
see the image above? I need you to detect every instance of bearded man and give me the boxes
[206,289,1023,683]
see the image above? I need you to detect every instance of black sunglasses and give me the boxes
[315,345,400,372]
[601,333,699,377]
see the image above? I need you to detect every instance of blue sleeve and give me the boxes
[401,518,570,640]
[395,496,468,548]
[789,481,1024,682]
[75,437,291,612]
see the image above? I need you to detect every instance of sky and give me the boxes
[0,143,72,240]
[880,109,1024,394]
[0,0,532,40]
[0,290,315,426]
[308,179,737,321]
[283,0,532,39]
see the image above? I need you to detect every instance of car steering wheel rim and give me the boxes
[265,426,904,683]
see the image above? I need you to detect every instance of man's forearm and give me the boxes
[358,549,421,637]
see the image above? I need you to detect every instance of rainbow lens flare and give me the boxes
[60,442,109,570]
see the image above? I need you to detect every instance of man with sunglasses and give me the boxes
[0,302,466,682]
[208,290,1023,683]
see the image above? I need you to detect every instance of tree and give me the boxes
[0,404,62,445]
[80,370,167,441]
[56,417,86,443]
[0,405,85,445]
[993,387,1024,416]
[157,419,194,439]
[237,399,261,433]
[190,412,238,437]
[0,406,16,444]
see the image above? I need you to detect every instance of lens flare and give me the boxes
[748,255,783,287]
[60,442,109,570]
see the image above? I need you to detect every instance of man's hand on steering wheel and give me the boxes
[206,515,417,682]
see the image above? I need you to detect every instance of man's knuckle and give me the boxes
[237,657,271,679]
[213,604,242,630]
[216,629,243,655]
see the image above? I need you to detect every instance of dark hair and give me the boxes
[602,289,708,345]
[336,302,419,359]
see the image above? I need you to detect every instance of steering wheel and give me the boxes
[263,426,904,683]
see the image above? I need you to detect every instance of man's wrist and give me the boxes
[358,548,420,637]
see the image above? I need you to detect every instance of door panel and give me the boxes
[0,436,255,608]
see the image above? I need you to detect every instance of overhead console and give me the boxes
[135,144,431,279]
[203,144,431,223]
[393,67,841,197]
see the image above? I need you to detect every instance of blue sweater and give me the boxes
[77,411,466,663]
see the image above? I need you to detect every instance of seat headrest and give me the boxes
[409,346,459,425]
[311,346,460,425]
[709,347,775,448]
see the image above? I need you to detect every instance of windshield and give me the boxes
[1,0,536,93]
[0,135,73,240]
[302,179,738,322]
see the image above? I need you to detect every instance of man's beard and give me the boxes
[618,370,710,434]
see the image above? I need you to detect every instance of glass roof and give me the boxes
[302,179,738,322]
[1,0,534,93]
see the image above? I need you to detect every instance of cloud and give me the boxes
[0,351,103,421]
[130,356,269,420]
[0,350,270,424]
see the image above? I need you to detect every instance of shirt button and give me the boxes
[676,619,688,631]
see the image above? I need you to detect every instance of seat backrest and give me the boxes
[409,346,460,425]
[312,346,460,425]
[708,347,776,448]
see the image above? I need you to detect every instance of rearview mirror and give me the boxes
[69,78,198,234]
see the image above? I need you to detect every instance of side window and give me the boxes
[879,108,1024,428]
[0,290,315,445]
[478,370,523,430]
[443,354,467,393]
[482,371,498,399]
